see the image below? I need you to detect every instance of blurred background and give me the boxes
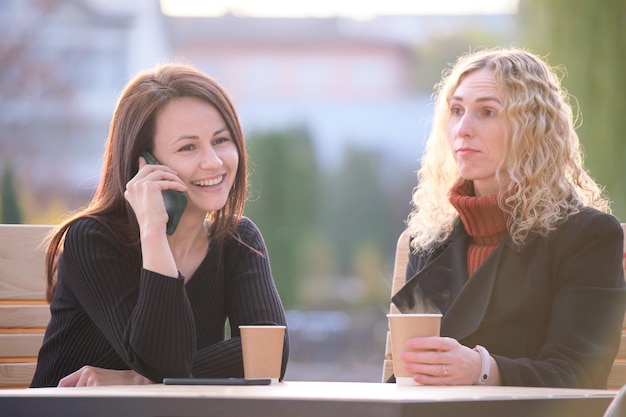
[1,0,624,382]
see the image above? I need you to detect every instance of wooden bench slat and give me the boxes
[0,363,37,388]
[0,333,45,358]
[0,357,38,363]
[616,332,626,361]
[0,304,51,328]
[608,361,626,390]
[0,224,50,301]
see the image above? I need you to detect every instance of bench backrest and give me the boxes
[0,224,52,388]
[382,224,626,390]
[381,229,410,382]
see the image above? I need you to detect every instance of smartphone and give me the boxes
[162,377,272,386]
[140,151,188,235]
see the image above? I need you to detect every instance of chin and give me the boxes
[205,200,229,213]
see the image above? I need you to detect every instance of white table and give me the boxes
[0,381,616,417]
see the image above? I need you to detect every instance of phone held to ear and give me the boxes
[140,151,188,235]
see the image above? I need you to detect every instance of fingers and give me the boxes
[57,366,151,387]
[129,164,187,192]
[398,337,479,385]
[125,160,187,222]
[57,370,81,387]
[57,365,94,387]
[402,356,450,377]
[406,336,450,350]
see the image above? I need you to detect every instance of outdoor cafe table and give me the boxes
[0,380,616,417]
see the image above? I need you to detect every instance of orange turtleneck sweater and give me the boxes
[449,181,509,277]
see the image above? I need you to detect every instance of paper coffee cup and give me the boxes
[386,313,442,386]
[239,325,286,383]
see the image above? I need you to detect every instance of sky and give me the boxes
[160,0,519,19]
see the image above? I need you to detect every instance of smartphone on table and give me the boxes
[163,377,271,386]
[140,151,188,235]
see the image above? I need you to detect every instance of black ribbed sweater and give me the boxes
[31,216,288,387]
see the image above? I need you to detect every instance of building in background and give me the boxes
[165,14,423,168]
[1,0,134,210]
[1,0,515,205]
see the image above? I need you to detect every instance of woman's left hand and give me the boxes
[399,336,483,385]
[57,365,154,387]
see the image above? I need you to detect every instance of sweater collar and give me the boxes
[449,180,509,244]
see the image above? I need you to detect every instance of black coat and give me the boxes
[392,207,626,388]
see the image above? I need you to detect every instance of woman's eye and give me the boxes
[179,144,195,152]
[213,137,231,145]
[450,107,463,116]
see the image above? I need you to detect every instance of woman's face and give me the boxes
[447,68,509,196]
[152,96,239,215]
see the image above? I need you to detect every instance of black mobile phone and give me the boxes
[162,377,272,386]
[140,151,188,235]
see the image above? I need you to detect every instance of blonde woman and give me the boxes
[391,48,625,388]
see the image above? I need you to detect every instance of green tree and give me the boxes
[518,0,626,220]
[1,162,23,224]
[321,146,394,276]
[413,29,512,93]
[245,127,318,308]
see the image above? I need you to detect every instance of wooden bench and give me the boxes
[381,229,410,382]
[383,223,626,390]
[0,224,52,388]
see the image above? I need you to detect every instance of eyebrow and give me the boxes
[450,95,502,104]
[212,127,229,136]
[172,127,230,143]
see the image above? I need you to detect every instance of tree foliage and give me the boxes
[1,162,23,224]
[244,128,415,309]
[518,0,626,220]
[245,128,319,308]
[412,28,512,93]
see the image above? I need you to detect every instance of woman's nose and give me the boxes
[456,114,474,138]
[200,147,223,169]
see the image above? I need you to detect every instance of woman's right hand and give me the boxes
[124,156,187,277]
[124,156,186,235]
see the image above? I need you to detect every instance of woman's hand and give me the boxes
[57,365,154,387]
[124,156,187,235]
[399,336,500,385]
[125,156,186,277]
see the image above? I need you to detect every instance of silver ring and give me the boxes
[443,364,449,376]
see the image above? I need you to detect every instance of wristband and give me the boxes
[473,345,490,385]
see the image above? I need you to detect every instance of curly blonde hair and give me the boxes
[407,47,610,252]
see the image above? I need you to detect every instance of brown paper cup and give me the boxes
[387,313,442,385]
[239,325,286,383]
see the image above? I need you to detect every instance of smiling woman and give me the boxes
[159,0,519,18]
[30,63,289,388]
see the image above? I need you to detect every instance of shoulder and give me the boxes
[226,216,267,252]
[66,217,109,242]
[64,217,119,252]
[234,216,262,237]
[558,208,622,240]
[529,208,624,261]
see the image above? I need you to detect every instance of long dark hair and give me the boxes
[45,63,248,301]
